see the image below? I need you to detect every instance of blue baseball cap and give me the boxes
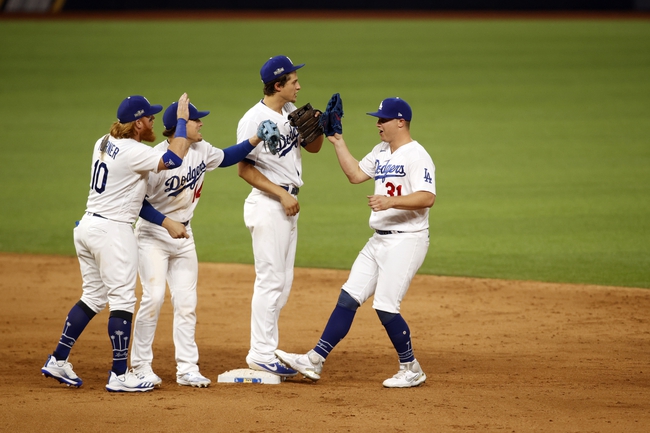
[260,55,305,84]
[116,95,163,123]
[366,97,412,122]
[163,102,210,130]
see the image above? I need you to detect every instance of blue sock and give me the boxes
[53,303,94,361]
[383,314,415,363]
[313,305,356,359]
[108,312,133,375]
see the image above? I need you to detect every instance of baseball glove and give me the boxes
[288,103,324,143]
[257,119,281,155]
[321,93,343,137]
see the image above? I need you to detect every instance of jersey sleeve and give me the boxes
[407,152,436,195]
[129,143,165,174]
[201,141,225,171]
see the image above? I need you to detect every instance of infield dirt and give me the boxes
[1,253,648,432]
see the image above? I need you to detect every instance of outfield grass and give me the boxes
[0,18,648,288]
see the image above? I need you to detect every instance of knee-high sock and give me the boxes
[108,311,133,375]
[53,301,95,361]
[313,305,356,359]
[383,314,415,363]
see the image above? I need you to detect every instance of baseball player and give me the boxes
[130,101,273,388]
[276,97,436,388]
[236,55,324,377]
[41,93,192,392]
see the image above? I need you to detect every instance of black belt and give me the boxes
[281,185,299,195]
[375,230,405,235]
[92,213,106,219]
[182,221,189,226]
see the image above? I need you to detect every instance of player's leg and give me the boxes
[130,222,170,385]
[41,216,104,387]
[168,234,210,387]
[101,222,154,392]
[276,238,379,380]
[244,191,297,376]
[276,211,297,320]
[372,231,429,388]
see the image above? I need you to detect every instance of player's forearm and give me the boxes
[219,139,256,167]
[331,140,367,184]
[386,191,436,210]
[237,161,287,197]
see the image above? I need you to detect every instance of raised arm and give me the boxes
[326,133,371,184]
[157,93,191,171]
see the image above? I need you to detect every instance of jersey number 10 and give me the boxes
[91,160,108,194]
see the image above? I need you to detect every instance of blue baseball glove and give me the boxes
[321,93,343,137]
[257,119,281,155]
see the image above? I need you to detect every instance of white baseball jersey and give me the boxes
[141,139,225,222]
[237,100,303,188]
[84,135,165,223]
[359,140,436,232]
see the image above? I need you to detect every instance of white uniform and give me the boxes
[343,140,436,313]
[76,135,164,315]
[131,139,224,377]
[237,100,303,365]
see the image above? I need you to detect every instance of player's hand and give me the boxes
[177,93,190,121]
[326,133,343,145]
[280,193,300,216]
[367,195,391,212]
[162,218,190,239]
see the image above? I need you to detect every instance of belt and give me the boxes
[91,213,106,219]
[375,230,405,235]
[182,221,189,226]
[281,185,299,195]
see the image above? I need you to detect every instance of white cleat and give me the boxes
[106,370,155,392]
[275,349,324,381]
[41,355,83,387]
[177,371,211,388]
[132,364,163,387]
[382,359,427,388]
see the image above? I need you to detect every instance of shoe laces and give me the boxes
[57,360,77,376]
[393,362,421,380]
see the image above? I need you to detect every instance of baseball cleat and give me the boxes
[246,357,298,377]
[105,370,155,392]
[41,355,83,387]
[177,371,211,388]
[275,349,324,381]
[132,364,162,387]
[382,359,427,388]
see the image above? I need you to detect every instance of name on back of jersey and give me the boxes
[104,141,119,159]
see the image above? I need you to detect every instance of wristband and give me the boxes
[176,118,187,138]
[162,149,183,168]
[139,199,166,226]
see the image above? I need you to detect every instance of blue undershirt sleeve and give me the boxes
[219,139,255,167]
[139,199,166,226]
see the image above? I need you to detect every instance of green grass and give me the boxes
[0,18,648,288]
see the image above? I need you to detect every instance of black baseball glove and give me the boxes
[288,103,324,144]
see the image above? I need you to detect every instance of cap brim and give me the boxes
[146,104,163,116]
[192,110,210,120]
[366,111,381,118]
